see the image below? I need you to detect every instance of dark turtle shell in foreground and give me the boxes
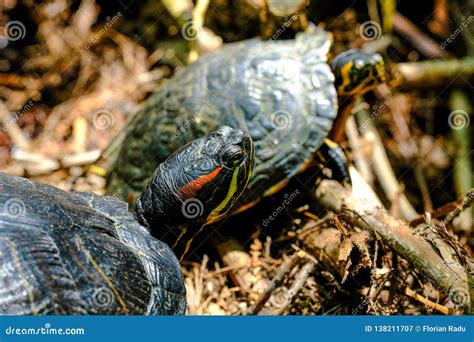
[0,175,184,315]
[0,127,254,314]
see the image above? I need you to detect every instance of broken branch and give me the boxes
[315,167,472,314]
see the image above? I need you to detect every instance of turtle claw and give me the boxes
[315,139,351,187]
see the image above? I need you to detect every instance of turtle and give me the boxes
[0,126,254,315]
[106,25,384,217]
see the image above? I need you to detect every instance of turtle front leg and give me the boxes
[315,138,351,186]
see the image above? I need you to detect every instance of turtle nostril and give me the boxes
[241,131,251,142]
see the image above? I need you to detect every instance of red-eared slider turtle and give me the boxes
[106,26,384,215]
[0,127,254,315]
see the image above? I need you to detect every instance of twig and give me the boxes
[61,150,101,167]
[413,164,433,212]
[451,2,474,56]
[192,0,209,33]
[442,189,474,226]
[388,251,398,304]
[409,192,472,227]
[196,255,210,314]
[356,109,418,220]
[390,58,474,88]
[10,149,60,176]
[0,101,31,151]
[72,117,88,153]
[291,244,319,265]
[405,287,450,315]
[392,11,452,59]
[346,115,374,185]
[427,0,449,37]
[213,236,255,293]
[264,236,272,259]
[249,252,302,314]
[448,90,472,231]
[205,264,250,278]
[261,261,317,315]
[362,36,392,54]
[315,167,472,313]
[367,0,381,29]
[188,0,210,63]
[379,90,433,211]
[413,213,473,272]
[296,214,332,240]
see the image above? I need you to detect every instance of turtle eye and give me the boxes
[221,145,245,168]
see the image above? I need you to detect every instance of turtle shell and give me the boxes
[108,28,337,209]
[0,173,185,315]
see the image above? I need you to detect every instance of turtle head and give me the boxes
[331,50,385,97]
[134,126,254,258]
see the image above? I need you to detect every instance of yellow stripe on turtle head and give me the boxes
[375,61,386,82]
[323,138,339,148]
[338,60,353,95]
[206,167,240,223]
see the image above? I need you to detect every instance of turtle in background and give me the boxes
[105,24,384,216]
[0,127,254,315]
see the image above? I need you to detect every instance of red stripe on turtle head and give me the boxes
[177,166,223,199]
